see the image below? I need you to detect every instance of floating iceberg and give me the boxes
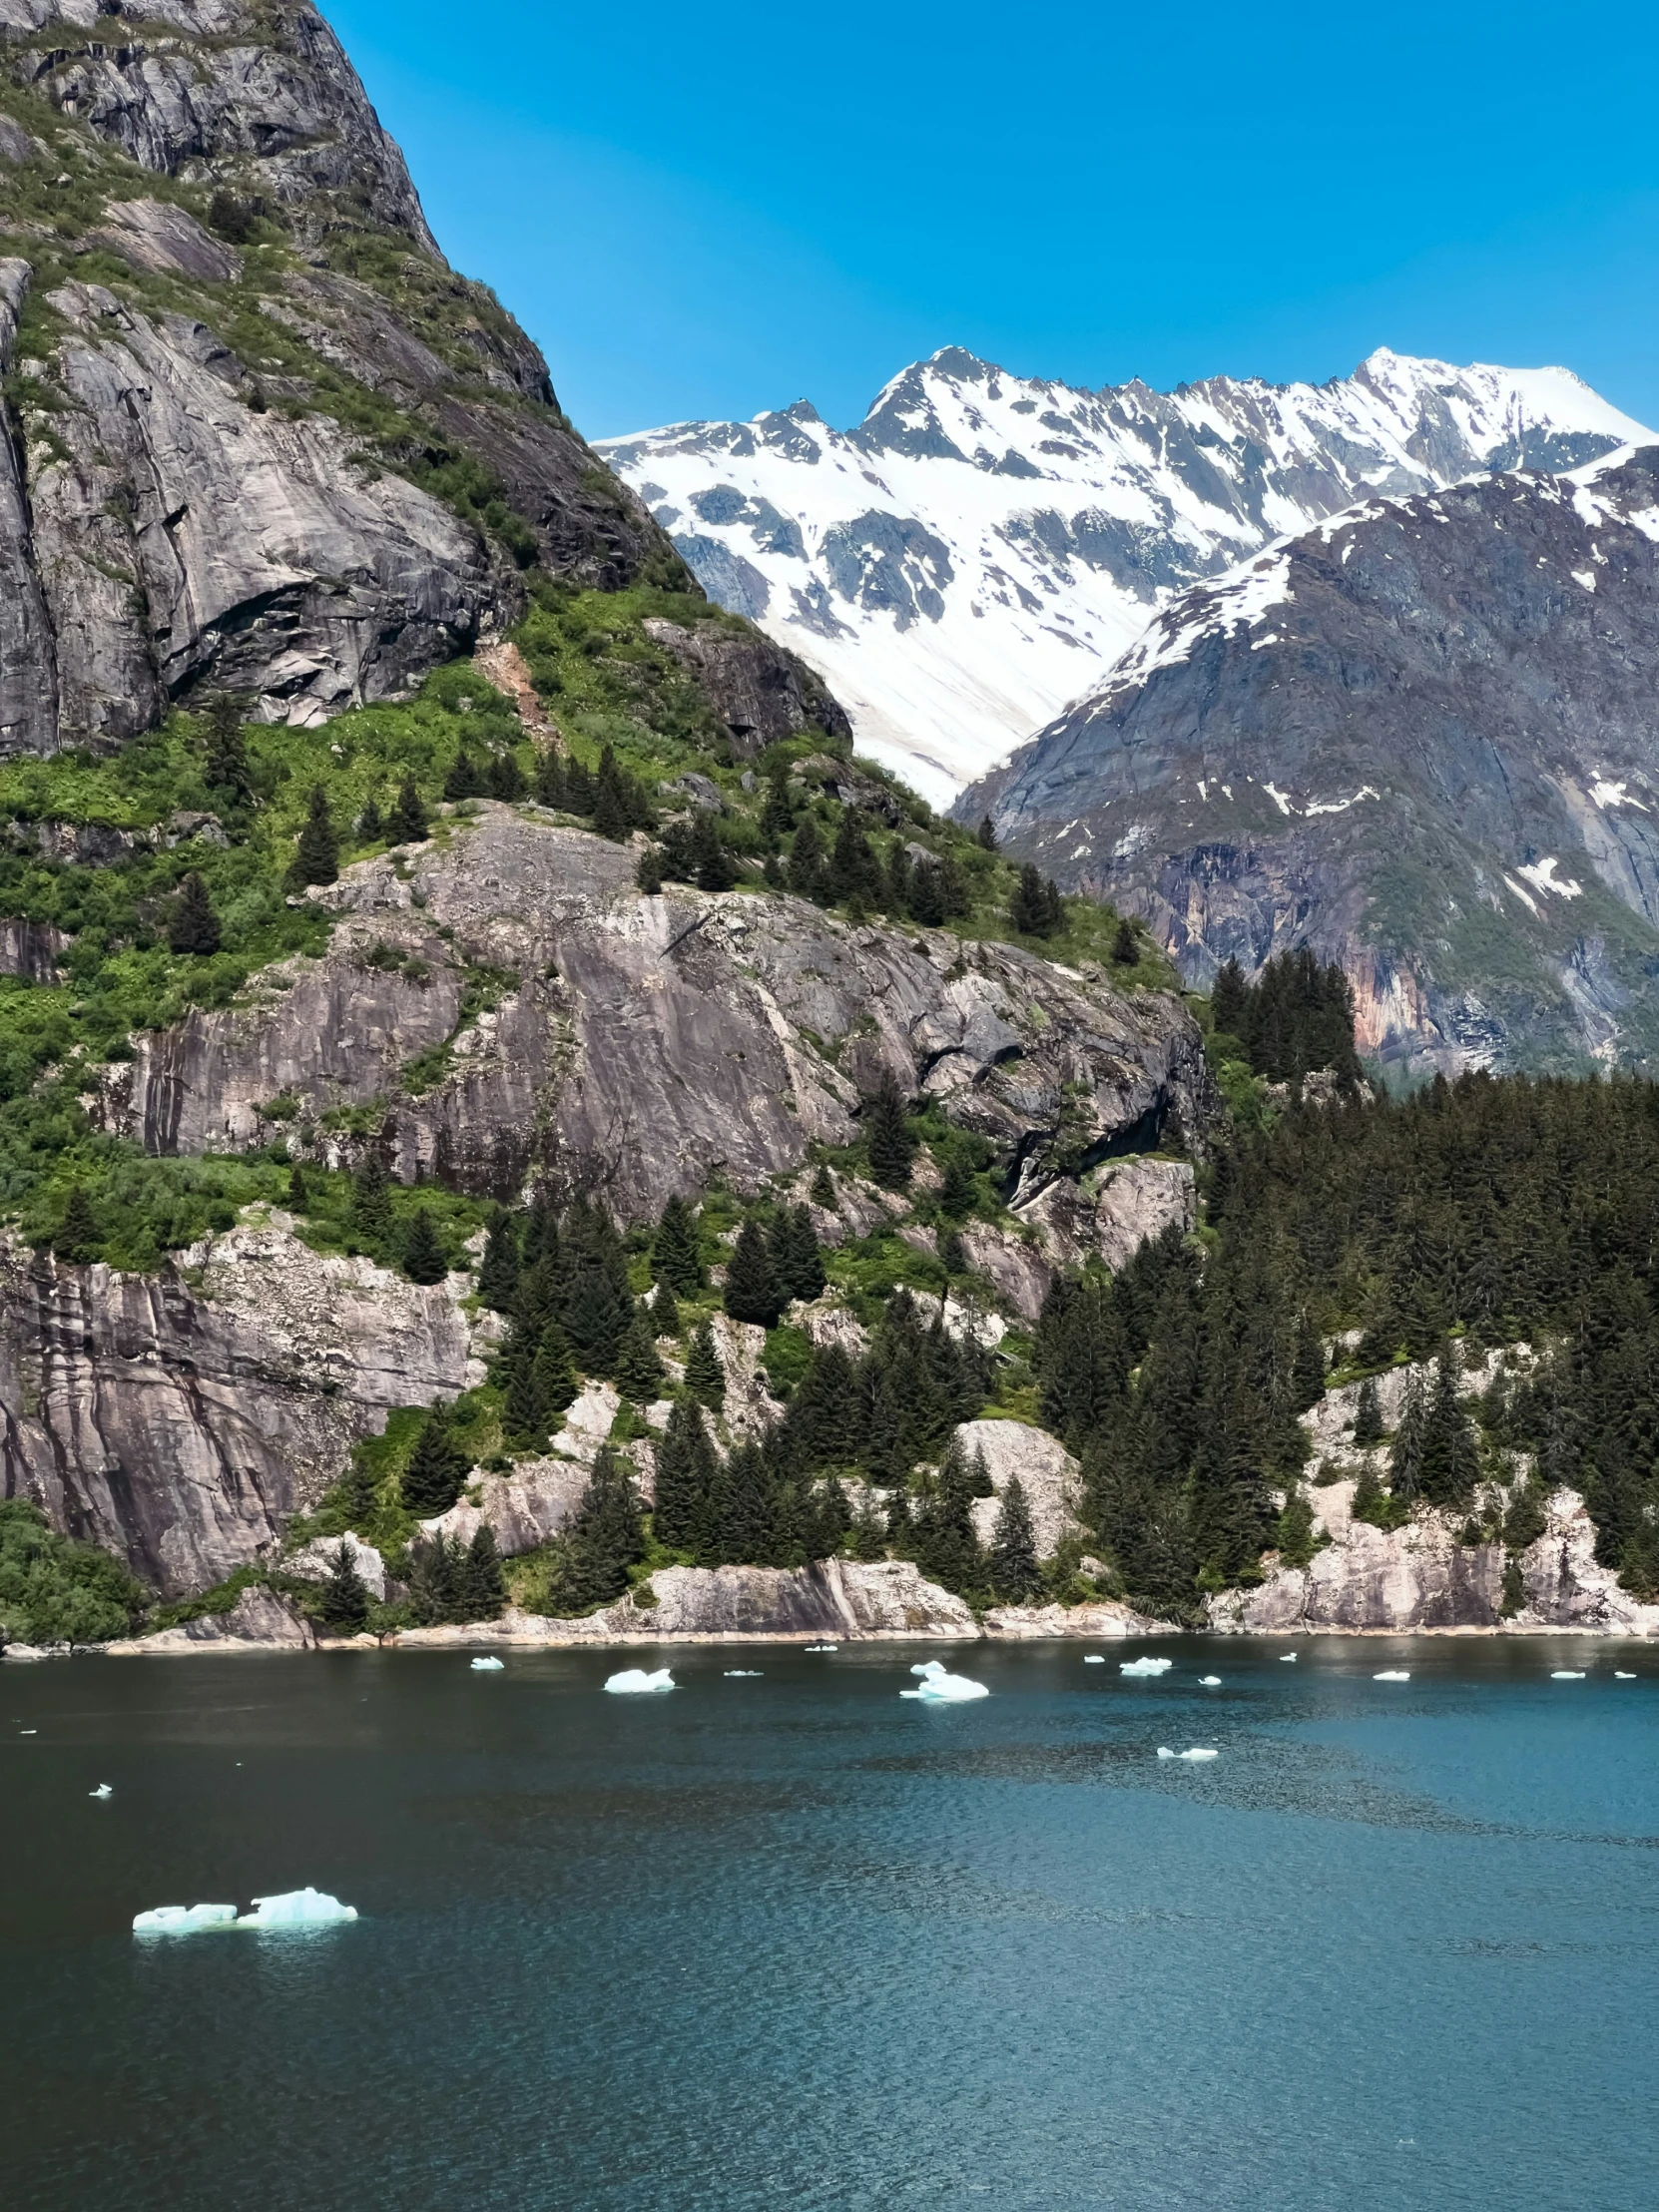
[1157,1747,1219,1762]
[133,1903,238,1934]
[90,1783,113,1799]
[1550,1670,1586,1680]
[1374,1670,1410,1682]
[604,1667,675,1695]
[804,1644,839,1653]
[723,1669,764,1677]
[1120,1656,1173,1677]
[1200,1676,1222,1687]
[244,1889,358,1929]
[1083,1655,1105,1665]
[469,1656,504,1672]
[1615,1670,1637,1679]
[900,1660,988,1703]
[1280,1653,1299,1662]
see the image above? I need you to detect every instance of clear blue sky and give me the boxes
[321,0,1659,441]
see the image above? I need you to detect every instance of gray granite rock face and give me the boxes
[95,809,1214,1224]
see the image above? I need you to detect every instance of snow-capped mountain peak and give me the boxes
[598,349,1652,809]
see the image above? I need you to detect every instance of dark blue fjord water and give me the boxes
[2,1638,1656,2212]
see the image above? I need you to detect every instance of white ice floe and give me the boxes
[245,1889,358,1929]
[1374,1670,1411,1682]
[1083,1655,1105,1664]
[1615,1671,1637,1679]
[1280,1654,1299,1662]
[723,1670,764,1677]
[900,1660,989,1703]
[470,1656,504,1672]
[1120,1656,1174,1677]
[1157,1747,1220,1762]
[133,1903,239,1934]
[605,1667,675,1694]
[804,1644,839,1653]
[1550,1670,1586,1680]
[90,1783,113,1798]
[1200,1676,1222,1687]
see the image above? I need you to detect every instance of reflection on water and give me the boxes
[2,1637,1655,2211]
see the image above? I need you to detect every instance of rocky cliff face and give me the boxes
[0,0,828,744]
[94,804,1213,1223]
[969,448,1659,1077]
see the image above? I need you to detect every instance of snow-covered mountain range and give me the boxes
[599,348,1652,808]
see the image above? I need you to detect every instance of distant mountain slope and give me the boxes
[963,446,1659,1078]
[600,348,1651,806]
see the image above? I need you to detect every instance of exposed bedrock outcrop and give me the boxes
[97,807,1215,1223]
[0,1217,483,1595]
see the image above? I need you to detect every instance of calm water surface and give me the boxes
[2,1637,1656,2211]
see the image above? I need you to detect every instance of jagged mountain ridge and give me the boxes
[964,444,1659,1077]
[600,346,1650,806]
[0,0,832,748]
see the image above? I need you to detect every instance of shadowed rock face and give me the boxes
[968,449,1659,1077]
[94,807,1215,1223]
[0,1220,483,1595]
[0,0,834,746]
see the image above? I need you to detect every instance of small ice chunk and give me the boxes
[900,1660,988,1702]
[1550,1670,1586,1680]
[1374,1670,1410,1682]
[1157,1747,1175,1759]
[90,1783,113,1798]
[1200,1676,1222,1686]
[469,1656,504,1671]
[133,1903,239,1934]
[1615,1670,1637,1679]
[1280,1654,1298,1662]
[244,1888,357,1929]
[723,1669,764,1677]
[1120,1656,1174,1676]
[1083,1655,1105,1664]
[1177,1747,1220,1762]
[605,1667,675,1694]
[804,1644,839,1653]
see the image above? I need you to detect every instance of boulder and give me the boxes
[111,1586,316,1652]
[956,1417,1081,1557]
[285,1530,388,1601]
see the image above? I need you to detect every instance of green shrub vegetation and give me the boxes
[0,1499,149,1644]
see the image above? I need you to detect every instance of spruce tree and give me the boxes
[1292,1313,1326,1411]
[691,809,737,892]
[789,813,827,899]
[387,777,428,844]
[532,749,567,809]
[864,1073,915,1190]
[168,870,222,956]
[760,762,795,840]
[614,1305,666,1400]
[827,810,882,908]
[1418,1344,1479,1507]
[531,1323,579,1422]
[502,1337,548,1446]
[1389,1375,1426,1502]
[550,1447,644,1611]
[1009,862,1061,937]
[53,1184,100,1264]
[401,1408,470,1517]
[402,1208,448,1286]
[651,1278,680,1342]
[355,796,383,841]
[770,1205,826,1305]
[317,1541,370,1633]
[285,1161,310,1213]
[810,1163,836,1211]
[848,1492,888,1560]
[907,857,947,927]
[462,1525,506,1619]
[406,1532,466,1624]
[592,746,630,841]
[653,1194,706,1295]
[563,756,595,815]
[724,1220,784,1327]
[1111,915,1138,965]
[988,1475,1042,1601]
[684,1320,727,1411]
[487,750,527,802]
[1353,1377,1383,1446]
[202,692,253,804]
[1211,956,1248,1037]
[636,844,664,894]
[939,1152,977,1220]
[477,1216,521,1312]
[350,1152,394,1247]
[652,1396,717,1553]
[444,746,487,801]
[289,785,338,887]
[976,815,997,850]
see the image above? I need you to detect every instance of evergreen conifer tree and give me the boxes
[770,1205,826,1304]
[1353,1377,1383,1446]
[1292,1313,1326,1411]
[402,1208,448,1286]
[387,777,428,844]
[168,870,222,956]
[907,857,947,927]
[864,1073,915,1190]
[724,1220,784,1326]
[531,1324,579,1422]
[975,815,997,849]
[909,1442,985,1594]
[827,810,882,907]
[988,1475,1042,1601]
[486,750,527,801]
[400,1408,470,1517]
[789,814,827,899]
[1418,1343,1480,1506]
[636,844,664,894]
[406,1532,467,1623]
[444,747,487,801]
[592,745,630,840]
[502,1341,547,1446]
[761,762,795,841]
[653,1195,706,1295]
[1111,915,1138,965]
[53,1184,100,1264]
[1389,1375,1426,1501]
[289,785,338,887]
[691,809,737,891]
[652,1396,717,1553]
[563,756,595,815]
[1009,862,1061,937]
[614,1305,666,1400]
[939,1152,977,1220]
[1211,956,1248,1038]
[356,796,383,841]
[848,1492,888,1560]
[652,1278,680,1341]
[810,1163,836,1210]
[685,1320,727,1410]
[285,1161,310,1213]
[317,1540,370,1633]
[462,1525,506,1619]
[939,1226,966,1275]
[202,692,254,804]
[477,1216,521,1312]
[350,1153,394,1247]
[550,1447,644,1611]
[532,749,567,808]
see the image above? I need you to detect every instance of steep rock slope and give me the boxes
[0,0,826,745]
[94,804,1213,1220]
[600,347,1648,806]
[968,447,1659,1076]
